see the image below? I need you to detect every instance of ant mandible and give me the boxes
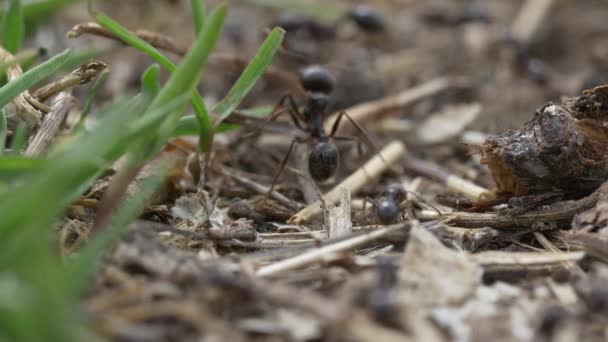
[265,65,375,196]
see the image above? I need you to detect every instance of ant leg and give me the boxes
[266,137,307,199]
[329,111,377,148]
[402,190,442,216]
[241,94,306,139]
[329,111,386,162]
[272,93,307,130]
[362,197,379,212]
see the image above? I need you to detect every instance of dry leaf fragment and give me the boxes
[398,225,481,307]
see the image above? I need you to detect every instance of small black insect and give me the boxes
[264,65,375,195]
[459,2,492,24]
[345,5,386,32]
[422,2,492,26]
[273,5,385,41]
[374,183,406,225]
[274,13,336,40]
[367,256,400,326]
[363,183,439,225]
[503,34,549,84]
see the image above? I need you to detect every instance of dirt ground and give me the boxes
[43,0,608,341]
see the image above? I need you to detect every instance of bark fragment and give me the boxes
[482,85,608,195]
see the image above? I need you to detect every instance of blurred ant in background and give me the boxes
[272,4,386,60]
[360,183,407,225]
[422,1,493,27]
[374,183,407,225]
[503,34,549,84]
[275,4,386,38]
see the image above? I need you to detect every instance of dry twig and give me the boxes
[419,182,607,229]
[256,221,410,277]
[67,22,188,55]
[403,154,491,202]
[509,0,555,45]
[324,77,461,135]
[221,165,304,211]
[0,46,47,126]
[471,251,584,273]
[24,92,75,155]
[34,61,107,102]
[67,22,302,95]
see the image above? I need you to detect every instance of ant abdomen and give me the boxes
[299,65,335,94]
[376,200,400,225]
[308,141,339,181]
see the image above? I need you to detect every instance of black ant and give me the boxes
[367,256,400,327]
[369,183,407,225]
[274,13,336,41]
[274,4,385,38]
[344,5,386,32]
[264,65,376,195]
[422,1,492,27]
[503,34,549,84]
[364,183,441,225]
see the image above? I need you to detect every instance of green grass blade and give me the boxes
[2,0,84,18]
[174,105,273,137]
[8,122,26,154]
[141,63,160,98]
[93,10,217,151]
[0,48,72,109]
[68,167,167,293]
[73,68,108,132]
[1,0,24,53]
[0,109,5,156]
[191,0,206,34]
[174,116,237,136]
[0,93,188,239]
[0,155,45,178]
[93,12,175,71]
[212,27,284,127]
[0,48,43,77]
[152,3,226,149]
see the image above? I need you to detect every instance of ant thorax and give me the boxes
[303,92,330,138]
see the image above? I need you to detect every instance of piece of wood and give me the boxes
[256,221,409,277]
[324,77,457,135]
[24,92,74,156]
[510,0,555,46]
[419,182,607,229]
[482,86,608,195]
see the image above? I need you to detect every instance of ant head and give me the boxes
[299,65,335,94]
[384,183,405,203]
[346,5,386,32]
[376,200,399,225]
[308,141,339,182]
